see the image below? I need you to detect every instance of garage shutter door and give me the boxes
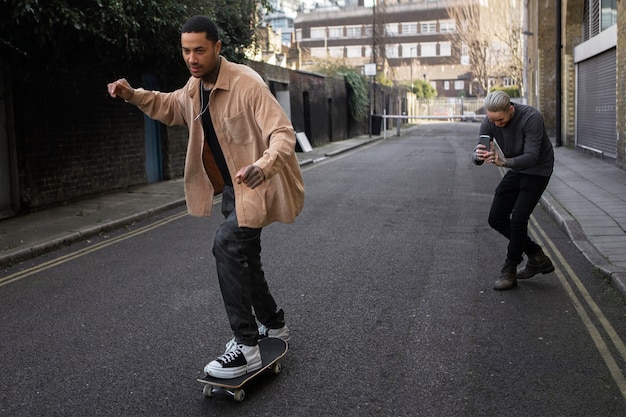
[576,48,616,158]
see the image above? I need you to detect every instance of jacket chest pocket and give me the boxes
[223,110,254,145]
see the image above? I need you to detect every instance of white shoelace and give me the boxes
[217,341,243,364]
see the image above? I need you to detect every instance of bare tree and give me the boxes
[446,1,491,97]
[447,0,524,97]
[489,0,524,92]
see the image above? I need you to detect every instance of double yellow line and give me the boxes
[0,210,188,287]
[1,173,625,401]
[529,215,626,401]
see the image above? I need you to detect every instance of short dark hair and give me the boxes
[182,16,220,42]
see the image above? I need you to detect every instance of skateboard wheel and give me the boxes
[233,389,245,402]
[202,384,214,398]
[271,362,282,375]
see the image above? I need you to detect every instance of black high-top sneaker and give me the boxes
[204,340,262,379]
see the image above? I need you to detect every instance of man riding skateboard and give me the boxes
[107,16,304,378]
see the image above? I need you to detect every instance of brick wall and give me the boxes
[325,75,350,142]
[562,0,584,148]
[536,2,557,136]
[9,63,363,213]
[289,70,331,147]
[162,125,188,179]
[14,73,147,210]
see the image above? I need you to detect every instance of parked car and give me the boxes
[462,111,481,122]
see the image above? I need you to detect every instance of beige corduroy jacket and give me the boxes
[128,57,304,228]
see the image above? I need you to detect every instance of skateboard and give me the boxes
[197,337,288,401]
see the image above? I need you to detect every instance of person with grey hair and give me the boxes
[472,91,555,290]
[107,16,304,378]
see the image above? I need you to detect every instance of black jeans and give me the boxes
[213,185,285,346]
[488,171,551,265]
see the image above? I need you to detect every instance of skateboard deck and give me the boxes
[197,337,288,401]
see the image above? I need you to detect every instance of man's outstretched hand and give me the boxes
[107,79,134,101]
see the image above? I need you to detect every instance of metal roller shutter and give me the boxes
[576,48,616,158]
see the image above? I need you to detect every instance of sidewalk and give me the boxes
[1,130,625,297]
[0,134,381,269]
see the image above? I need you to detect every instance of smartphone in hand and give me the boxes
[479,135,491,150]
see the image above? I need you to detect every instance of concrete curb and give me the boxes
[0,199,186,268]
[540,191,626,298]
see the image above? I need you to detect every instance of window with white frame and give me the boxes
[328,26,343,38]
[346,46,362,58]
[364,25,373,37]
[386,23,399,35]
[421,42,437,57]
[439,20,455,33]
[439,42,451,56]
[310,47,326,57]
[420,21,437,33]
[346,25,361,38]
[310,27,326,39]
[454,80,465,90]
[444,81,450,90]
[402,22,417,35]
[386,44,399,58]
[327,46,344,58]
[402,44,418,57]
[460,43,470,65]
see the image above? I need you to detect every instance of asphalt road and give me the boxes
[1,123,625,416]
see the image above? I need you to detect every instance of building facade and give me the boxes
[294,0,476,97]
[527,0,624,167]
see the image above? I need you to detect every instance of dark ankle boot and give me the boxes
[517,249,555,279]
[494,260,518,291]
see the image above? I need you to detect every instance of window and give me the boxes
[327,46,344,58]
[421,42,437,57]
[401,23,417,35]
[310,27,326,39]
[440,20,455,33]
[346,26,361,38]
[386,44,399,58]
[439,42,451,56]
[310,47,326,57]
[444,81,450,90]
[346,46,362,58]
[328,26,343,38]
[386,23,399,35]
[583,0,617,40]
[460,43,470,65]
[420,21,437,34]
[454,80,465,90]
[600,0,617,31]
[402,44,418,57]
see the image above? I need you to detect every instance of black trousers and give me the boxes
[488,171,551,265]
[213,185,285,346]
